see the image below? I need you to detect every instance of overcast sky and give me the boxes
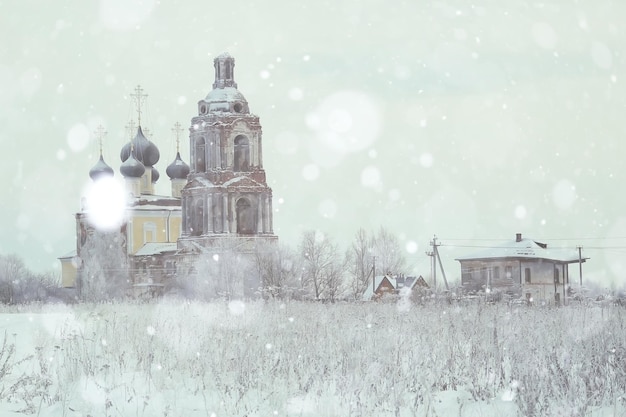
[2,0,626,288]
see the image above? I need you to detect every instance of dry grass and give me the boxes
[0,300,624,416]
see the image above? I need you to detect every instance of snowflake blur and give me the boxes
[83,176,127,231]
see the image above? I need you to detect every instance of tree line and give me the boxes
[254,226,407,302]
[0,254,59,304]
[75,225,409,302]
[0,226,408,303]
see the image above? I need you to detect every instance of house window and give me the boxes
[480,267,488,281]
[493,266,500,280]
[525,268,531,284]
[143,222,156,244]
[554,267,560,284]
[505,265,512,279]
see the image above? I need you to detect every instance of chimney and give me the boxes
[516,233,522,242]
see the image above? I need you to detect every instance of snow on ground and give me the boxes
[0,300,623,416]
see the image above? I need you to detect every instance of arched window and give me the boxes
[191,199,204,236]
[234,135,250,172]
[195,137,206,173]
[236,198,255,234]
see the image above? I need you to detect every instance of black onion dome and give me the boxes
[166,152,190,180]
[151,166,160,183]
[89,155,114,180]
[120,153,145,178]
[120,126,160,167]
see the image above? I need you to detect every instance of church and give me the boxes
[59,53,278,299]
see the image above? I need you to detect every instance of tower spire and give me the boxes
[130,85,148,127]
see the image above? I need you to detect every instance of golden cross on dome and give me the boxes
[130,85,148,127]
[171,122,183,152]
[94,125,107,156]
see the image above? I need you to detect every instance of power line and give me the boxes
[440,236,626,242]
[435,242,626,251]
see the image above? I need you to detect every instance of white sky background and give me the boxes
[1,0,626,288]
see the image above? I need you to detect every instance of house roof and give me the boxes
[58,250,77,260]
[362,275,428,301]
[455,235,588,264]
[133,242,178,257]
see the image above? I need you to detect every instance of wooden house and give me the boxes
[455,233,588,304]
[362,274,429,301]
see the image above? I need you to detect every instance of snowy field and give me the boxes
[0,299,624,417]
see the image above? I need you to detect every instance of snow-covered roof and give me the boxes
[129,204,181,211]
[58,250,77,260]
[222,176,262,187]
[362,275,427,301]
[455,235,587,263]
[131,194,181,206]
[186,177,214,188]
[205,87,247,104]
[133,242,177,257]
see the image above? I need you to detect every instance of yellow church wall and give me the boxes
[169,216,182,241]
[127,210,182,255]
[60,258,78,288]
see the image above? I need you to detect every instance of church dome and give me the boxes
[120,126,160,167]
[199,87,249,114]
[120,153,145,178]
[166,152,190,180]
[151,166,160,183]
[89,155,114,180]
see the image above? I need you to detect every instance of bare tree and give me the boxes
[299,230,344,300]
[173,238,259,300]
[345,228,375,300]
[254,242,301,299]
[0,255,60,304]
[0,254,27,303]
[325,255,347,303]
[372,226,406,276]
[78,229,129,301]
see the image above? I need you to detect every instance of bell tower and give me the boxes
[177,53,278,296]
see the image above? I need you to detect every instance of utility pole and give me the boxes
[425,247,435,290]
[372,256,377,294]
[577,246,583,286]
[432,235,450,291]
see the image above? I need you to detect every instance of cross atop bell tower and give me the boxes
[213,53,237,89]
